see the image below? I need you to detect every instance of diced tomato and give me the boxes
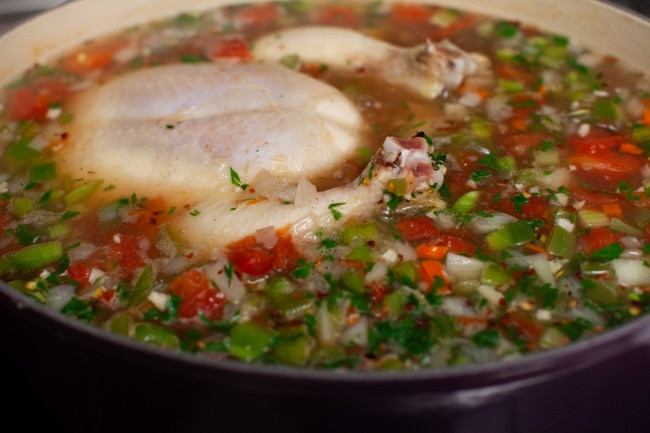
[316,5,362,27]
[237,3,280,25]
[498,132,550,160]
[496,195,550,220]
[438,234,477,256]
[430,12,478,40]
[390,4,432,23]
[577,227,622,256]
[107,233,146,280]
[567,127,628,154]
[210,38,252,60]
[228,247,273,277]
[6,79,69,121]
[567,151,644,191]
[60,39,126,75]
[67,262,92,289]
[100,288,116,304]
[500,311,543,350]
[226,230,301,277]
[419,260,450,288]
[570,185,623,207]
[168,269,226,320]
[396,215,440,243]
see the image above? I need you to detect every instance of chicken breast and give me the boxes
[60,62,366,202]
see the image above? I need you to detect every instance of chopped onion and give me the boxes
[445,252,485,281]
[255,225,278,249]
[340,317,368,347]
[476,284,504,307]
[468,212,516,234]
[294,177,317,207]
[612,258,650,287]
[204,257,246,303]
[527,253,556,287]
[365,260,387,284]
[316,301,336,346]
[66,241,96,262]
[46,284,76,311]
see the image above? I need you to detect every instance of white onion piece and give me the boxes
[204,257,246,303]
[527,253,556,287]
[294,177,318,207]
[445,252,485,282]
[316,301,336,346]
[66,242,96,262]
[255,226,278,249]
[46,284,76,311]
[365,261,388,284]
[612,258,650,287]
[340,317,368,347]
[476,284,504,307]
[469,212,517,234]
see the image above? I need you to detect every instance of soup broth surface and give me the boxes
[2,1,650,371]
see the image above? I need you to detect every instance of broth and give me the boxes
[1,1,650,371]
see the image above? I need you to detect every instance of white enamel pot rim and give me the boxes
[1,0,650,394]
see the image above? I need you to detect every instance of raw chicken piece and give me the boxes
[253,26,487,100]
[176,135,446,254]
[59,62,366,202]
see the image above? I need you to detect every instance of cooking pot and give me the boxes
[2,1,650,432]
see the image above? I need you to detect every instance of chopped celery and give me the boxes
[609,218,643,236]
[266,275,296,301]
[341,269,365,293]
[134,323,180,349]
[228,322,276,361]
[632,125,650,142]
[452,190,479,214]
[109,313,132,336]
[578,209,609,228]
[481,262,512,285]
[64,179,103,205]
[384,290,407,320]
[498,79,525,92]
[341,221,379,245]
[129,263,154,306]
[28,162,56,182]
[533,147,560,166]
[4,138,40,164]
[582,278,618,304]
[279,54,299,69]
[592,99,619,121]
[548,225,576,258]
[393,261,417,285]
[539,327,569,349]
[347,244,374,263]
[386,178,409,196]
[12,197,34,217]
[273,327,313,366]
[4,241,63,272]
[48,222,70,239]
[486,220,536,250]
[471,119,492,139]
[496,155,516,173]
[274,296,313,321]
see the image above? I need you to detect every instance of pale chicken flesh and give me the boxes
[54,26,486,255]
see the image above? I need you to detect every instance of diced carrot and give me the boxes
[390,3,432,23]
[237,3,280,25]
[316,5,362,27]
[601,203,623,219]
[419,260,449,287]
[619,142,644,155]
[643,108,650,125]
[416,244,449,260]
[430,12,477,40]
[510,118,528,132]
[524,243,547,255]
